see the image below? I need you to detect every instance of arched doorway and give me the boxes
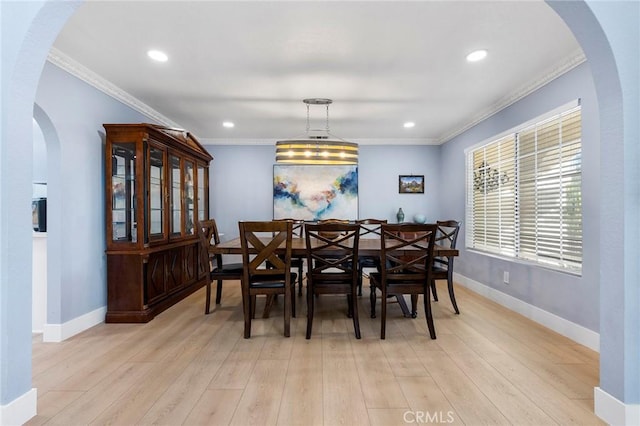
[31,116,47,332]
[32,103,63,341]
[546,2,639,423]
[1,2,636,424]
[0,2,80,420]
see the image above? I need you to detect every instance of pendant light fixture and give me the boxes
[275,98,358,165]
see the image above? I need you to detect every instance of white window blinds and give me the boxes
[469,134,517,257]
[466,103,582,273]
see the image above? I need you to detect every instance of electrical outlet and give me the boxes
[503,271,510,284]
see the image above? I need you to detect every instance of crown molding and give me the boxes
[200,138,438,146]
[437,48,587,144]
[47,46,585,146]
[200,138,279,146]
[351,138,439,146]
[46,47,182,129]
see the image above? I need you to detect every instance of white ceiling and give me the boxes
[52,1,582,144]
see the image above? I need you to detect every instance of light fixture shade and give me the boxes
[275,138,358,165]
[275,99,358,165]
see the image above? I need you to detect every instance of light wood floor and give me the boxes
[28,280,603,425]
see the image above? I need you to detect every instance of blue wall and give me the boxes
[35,62,151,324]
[32,119,47,197]
[208,144,442,241]
[439,62,600,332]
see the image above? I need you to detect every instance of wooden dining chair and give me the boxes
[369,223,438,339]
[431,220,462,314]
[304,222,361,339]
[355,218,387,296]
[239,220,296,338]
[273,218,305,296]
[317,218,350,240]
[201,219,244,314]
[197,218,213,284]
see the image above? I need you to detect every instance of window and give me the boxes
[466,102,582,273]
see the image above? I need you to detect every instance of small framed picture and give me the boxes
[399,175,425,194]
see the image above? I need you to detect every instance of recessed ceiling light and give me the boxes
[404,122,415,128]
[147,50,168,62]
[466,49,488,62]
[222,121,235,128]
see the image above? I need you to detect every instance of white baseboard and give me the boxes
[0,388,37,426]
[43,306,106,342]
[595,387,640,425]
[454,273,600,352]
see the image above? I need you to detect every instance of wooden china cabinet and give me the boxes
[104,123,213,322]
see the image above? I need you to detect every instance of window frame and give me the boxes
[465,99,582,275]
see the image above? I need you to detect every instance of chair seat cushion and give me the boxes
[212,263,244,273]
[358,257,379,268]
[249,273,297,288]
[250,281,286,288]
[432,265,449,278]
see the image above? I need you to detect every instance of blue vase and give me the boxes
[397,208,405,223]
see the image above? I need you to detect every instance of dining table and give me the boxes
[209,236,459,258]
[209,236,458,318]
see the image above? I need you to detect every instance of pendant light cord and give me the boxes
[326,104,330,133]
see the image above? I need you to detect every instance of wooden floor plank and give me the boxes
[396,376,465,425]
[482,353,605,425]
[367,408,413,426]
[323,354,370,425]
[355,357,409,409]
[137,353,229,425]
[230,359,288,425]
[44,362,155,425]
[418,351,512,425]
[447,353,558,425]
[277,346,324,426]
[183,389,244,426]
[88,348,202,425]
[208,332,265,390]
[27,390,83,426]
[28,279,603,426]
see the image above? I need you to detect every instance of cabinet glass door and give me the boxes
[111,142,137,243]
[148,145,165,241]
[185,160,195,235]
[197,165,206,221]
[170,155,182,236]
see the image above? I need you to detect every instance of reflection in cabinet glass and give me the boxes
[170,155,181,235]
[197,165,206,221]
[149,146,164,238]
[112,142,137,243]
[185,160,195,235]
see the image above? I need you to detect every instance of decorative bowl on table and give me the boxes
[413,214,426,224]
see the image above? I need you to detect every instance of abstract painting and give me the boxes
[273,165,358,221]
